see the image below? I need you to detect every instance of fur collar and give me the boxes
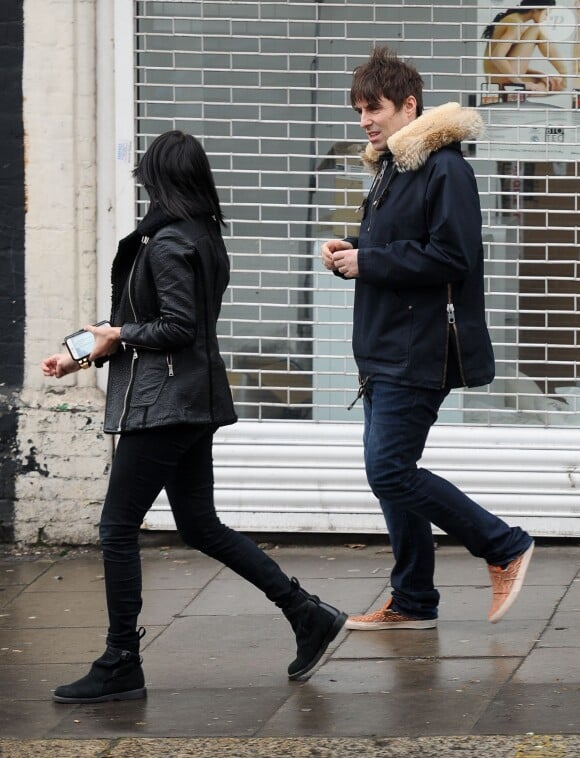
[361,102,484,174]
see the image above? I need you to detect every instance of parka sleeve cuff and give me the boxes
[357,247,370,279]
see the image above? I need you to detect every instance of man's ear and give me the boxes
[404,95,417,118]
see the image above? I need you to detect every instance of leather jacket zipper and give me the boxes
[116,237,147,431]
[118,349,138,432]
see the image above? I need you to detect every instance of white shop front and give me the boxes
[97,1,580,536]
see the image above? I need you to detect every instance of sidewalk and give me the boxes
[1,538,580,757]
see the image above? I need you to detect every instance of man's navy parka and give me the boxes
[344,102,495,390]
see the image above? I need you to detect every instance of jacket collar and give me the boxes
[136,204,179,238]
[361,102,484,174]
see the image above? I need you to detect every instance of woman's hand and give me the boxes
[85,323,122,361]
[41,353,80,379]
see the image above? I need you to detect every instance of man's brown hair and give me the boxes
[350,46,424,117]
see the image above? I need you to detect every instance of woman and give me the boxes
[482,0,567,93]
[42,131,346,703]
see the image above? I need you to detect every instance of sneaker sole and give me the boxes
[345,618,437,630]
[288,611,348,681]
[53,687,147,704]
[489,541,535,624]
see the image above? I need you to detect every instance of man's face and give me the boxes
[354,96,417,151]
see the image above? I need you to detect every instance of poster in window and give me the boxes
[477,0,580,159]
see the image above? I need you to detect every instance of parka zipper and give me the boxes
[366,161,397,234]
[442,283,466,388]
[348,374,371,410]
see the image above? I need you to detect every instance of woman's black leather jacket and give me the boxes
[102,211,237,433]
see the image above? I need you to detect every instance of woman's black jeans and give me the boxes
[99,424,294,652]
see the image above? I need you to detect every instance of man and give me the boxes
[321,46,534,630]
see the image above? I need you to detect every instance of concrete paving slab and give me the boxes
[142,614,299,688]
[436,583,566,622]
[0,590,108,629]
[260,684,498,737]
[0,559,55,587]
[556,579,580,609]
[0,626,108,666]
[23,559,108,593]
[140,551,223,590]
[0,586,22,609]
[514,648,580,684]
[308,656,520,694]
[539,612,580,648]
[0,664,94,700]
[260,546,394,580]
[0,588,202,630]
[48,687,293,739]
[1,540,580,754]
[433,545,580,587]
[0,700,72,739]
[182,575,380,616]
[475,683,580,735]
[336,619,547,659]
[0,625,163,666]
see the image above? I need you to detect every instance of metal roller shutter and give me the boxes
[124,1,579,535]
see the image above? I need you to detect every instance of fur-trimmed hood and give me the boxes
[361,102,484,173]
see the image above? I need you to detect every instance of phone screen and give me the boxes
[66,331,95,360]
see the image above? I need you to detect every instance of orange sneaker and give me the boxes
[488,541,534,623]
[345,597,437,630]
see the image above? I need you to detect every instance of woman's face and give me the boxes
[531,9,549,23]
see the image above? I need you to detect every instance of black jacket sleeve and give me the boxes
[120,234,198,350]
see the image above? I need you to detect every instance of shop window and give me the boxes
[134,0,580,427]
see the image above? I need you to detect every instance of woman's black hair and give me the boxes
[133,130,226,225]
[482,0,556,39]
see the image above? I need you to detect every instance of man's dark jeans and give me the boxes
[363,377,533,619]
[100,424,293,651]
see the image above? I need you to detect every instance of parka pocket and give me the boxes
[355,289,414,367]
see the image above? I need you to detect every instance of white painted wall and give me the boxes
[17,0,111,544]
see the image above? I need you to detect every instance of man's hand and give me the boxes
[321,239,355,273]
[41,353,80,379]
[332,247,359,279]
